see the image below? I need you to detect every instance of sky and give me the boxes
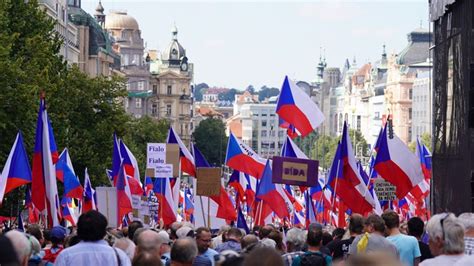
[82,0,429,89]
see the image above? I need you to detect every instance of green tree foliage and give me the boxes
[245,85,255,94]
[193,118,228,166]
[193,83,209,101]
[408,132,432,152]
[258,86,280,102]
[218,88,238,102]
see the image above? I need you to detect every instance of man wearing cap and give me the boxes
[42,226,66,264]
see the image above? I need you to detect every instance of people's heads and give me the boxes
[158,230,172,254]
[133,227,148,245]
[251,226,260,237]
[28,234,41,257]
[171,237,198,266]
[407,217,425,239]
[26,224,44,247]
[306,229,323,248]
[259,225,273,239]
[0,235,19,266]
[458,212,474,234]
[132,251,163,266]
[195,227,212,253]
[226,227,243,242]
[241,234,259,250]
[308,222,323,232]
[128,221,144,241]
[77,210,108,241]
[5,230,31,266]
[243,246,284,266]
[285,228,306,252]
[135,229,166,255]
[50,226,67,246]
[114,237,135,260]
[170,222,183,240]
[349,214,365,235]
[364,215,386,234]
[322,231,333,246]
[219,225,231,242]
[332,228,346,240]
[347,251,403,266]
[381,211,400,230]
[425,213,465,256]
[176,226,195,239]
[268,230,284,252]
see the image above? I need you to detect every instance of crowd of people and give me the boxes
[1,210,474,266]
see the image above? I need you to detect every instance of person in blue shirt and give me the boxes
[382,211,421,266]
[195,227,218,266]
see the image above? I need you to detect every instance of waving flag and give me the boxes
[236,206,250,234]
[56,149,83,199]
[184,188,194,222]
[119,140,144,195]
[228,170,245,202]
[225,132,266,178]
[0,132,32,203]
[256,161,289,218]
[62,198,78,226]
[374,125,424,198]
[144,176,153,196]
[82,168,96,213]
[117,163,133,225]
[281,136,308,159]
[276,76,325,137]
[328,123,374,214]
[31,98,60,227]
[111,133,122,182]
[279,118,300,139]
[305,191,317,227]
[167,127,195,177]
[153,177,177,226]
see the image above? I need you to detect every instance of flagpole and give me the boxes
[330,158,341,226]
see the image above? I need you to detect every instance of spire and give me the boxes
[171,23,178,41]
[95,1,104,13]
[381,44,387,65]
[94,1,105,27]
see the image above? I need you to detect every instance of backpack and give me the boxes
[299,251,327,266]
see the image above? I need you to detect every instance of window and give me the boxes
[125,98,129,109]
[152,104,157,116]
[261,130,267,137]
[278,131,284,137]
[133,54,140,66]
[270,131,276,137]
[261,120,267,127]
[409,89,413,100]
[357,115,361,131]
[126,83,130,91]
[138,81,144,91]
[152,84,158,94]
[167,85,172,95]
[409,108,412,120]
[166,104,172,115]
[122,54,129,66]
[374,112,381,119]
[134,98,142,109]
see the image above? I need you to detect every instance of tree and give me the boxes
[193,118,228,166]
[258,86,280,101]
[193,83,209,101]
[408,132,432,152]
[245,85,255,94]
[218,88,239,102]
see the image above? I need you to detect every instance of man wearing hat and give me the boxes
[42,226,66,264]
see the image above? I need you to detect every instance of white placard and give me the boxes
[155,164,173,177]
[147,143,167,169]
[96,187,118,228]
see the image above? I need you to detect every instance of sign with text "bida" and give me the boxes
[272,156,319,187]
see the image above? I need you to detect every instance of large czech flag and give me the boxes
[119,140,144,195]
[116,163,133,225]
[167,127,196,177]
[56,149,83,199]
[276,76,325,137]
[255,161,289,219]
[153,177,177,226]
[0,132,32,204]
[225,132,266,178]
[374,125,424,199]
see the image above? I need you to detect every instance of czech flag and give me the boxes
[31,98,60,227]
[225,132,266,178]
[167,127,195,177]
[281,136,308,159]
[236,205,250,234]
[228,170,245,202]
[62,197,78,226]
[144,176,153,196]
[328,122,374,214]
[374,124,424,198]
[276,76,325,137]
[82,168,96,213]
[279,118,300,139]
[111,133,122,182]
[305,190,317,227]
[119,140,144,195]
[184,187,194,221]
[56,149,83,199]
[153,177,177,226]
[255,161,289,219]
[0,132,32,203]
[117,163,133,226]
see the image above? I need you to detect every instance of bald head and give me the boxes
[241,234,259,249]
[171,237,198,265]
[6,230,31,266]
[136,230,162,254]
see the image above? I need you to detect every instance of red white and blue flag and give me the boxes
[225,132,266,178]
[82,168,96,213]
[153,176,177,226]
[167,127,196,177]
[374,125,424,198]
[255,161,289,219]
[0,132,32,203]
[111,133,122,182]
[276,76,325,137]
[116,162,133,225]
[31,98,60,227]
[119,140,144,195]
[56,149,83,199]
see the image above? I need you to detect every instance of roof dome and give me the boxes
[162,25,186,63]
[105,11,139,30]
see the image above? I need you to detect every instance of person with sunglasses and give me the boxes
[420,213,474,266]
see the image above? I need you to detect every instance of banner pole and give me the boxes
[330,158,341,226]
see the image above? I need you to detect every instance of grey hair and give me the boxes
[286,228,306,250]
[458,213,474,231]
[113,237,135,260]
[426,213,465,254]
[5,230,32,262]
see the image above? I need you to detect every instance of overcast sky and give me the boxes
[82,0,429,89]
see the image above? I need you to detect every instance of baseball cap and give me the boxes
[50,226,67,240]
[176,226,194,239]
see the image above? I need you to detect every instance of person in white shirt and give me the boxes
[420,213,474,266]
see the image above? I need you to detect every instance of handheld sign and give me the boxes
[272,156,319,186]
[374,178,397,201]
[196,167,221,196]
[146,143,179,177]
